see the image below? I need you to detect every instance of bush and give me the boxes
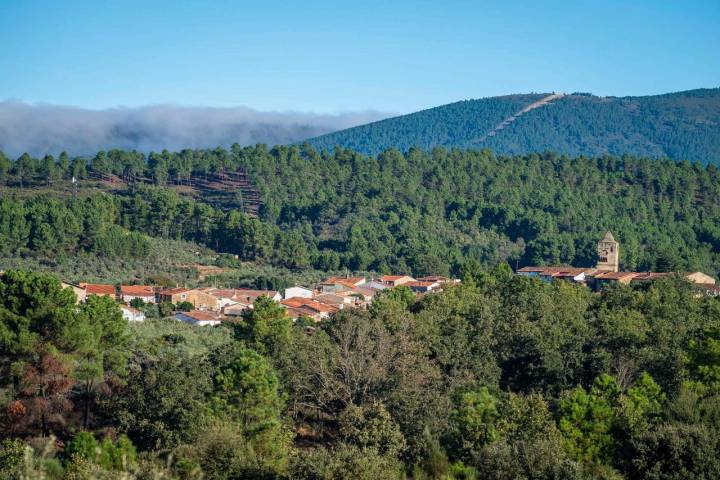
[339,401,405,457]
[176,301,194,312]
[289,443,404,480]
[64,431,99,463]
[629,423,720,479]
[0,439,27,480]
[173,422,280,480]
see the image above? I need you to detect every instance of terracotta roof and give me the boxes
[179,310,220,322]
[315,293,347,305]
[284,306,315,319]
[380,275,415,283]
[519,266,595,276]
[381,275,404,281]
[321,276,366,286]
[632,272,671,281]
[158,287,190,296]
[204,288,236,299]
[281,297,337,314]
[591,271,638,280]
[84,284,116,296]
[416,275,451,282]
[350,286,378,297]
[406,281,438,287]
[518,266,548,273]
[120,285,155,296]
[232,289,279,303]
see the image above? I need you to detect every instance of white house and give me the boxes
[120,285,156,304]
[120,305,146,322]
[284,286,314,300]
[175,310,222,327]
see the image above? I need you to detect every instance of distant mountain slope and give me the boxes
[306,88,720,163]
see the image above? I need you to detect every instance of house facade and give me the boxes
[379,275,416,287]
[120,285,156,304]
[157,287,191,304]
[157,288,219,310]
[62,282,87,303]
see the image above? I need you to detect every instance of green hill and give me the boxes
[306,88,720,163]
[4,145,720,279]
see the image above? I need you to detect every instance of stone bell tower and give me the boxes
[596,231,619,272]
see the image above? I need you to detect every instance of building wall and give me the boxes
[122,294,156,304]
[284,287,314,299]
[185,290,220,310]
[597,239,620,272]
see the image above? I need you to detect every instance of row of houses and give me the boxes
[516,232,718,293]
[65,274,460,327]
[517,266,718,292]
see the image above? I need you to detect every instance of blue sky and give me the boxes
[0,0,718,114]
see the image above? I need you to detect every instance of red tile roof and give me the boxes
[416,275,451,282]
[84,284,116,296]
[120,285,155,296]
[380,275,407,281]
[284,306,315,319]
[519,266,595,276]
[406,281,438,287]
[349,286,378,297]
[321,276,366,286]
[281,297,337,314]
[233,289,279,301]
[180,310,220,322]
[158,287,190,296]
[590,271,638,280]
[631,272,671,281]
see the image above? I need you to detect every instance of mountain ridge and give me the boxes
[306,88,720,164]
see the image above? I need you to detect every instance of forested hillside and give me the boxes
[2,144,720,279]
[2,268,720,478]
[307,88,720,164]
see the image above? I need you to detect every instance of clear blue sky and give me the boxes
[0,0,718,114]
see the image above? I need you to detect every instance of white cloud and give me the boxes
[0,101,390,157]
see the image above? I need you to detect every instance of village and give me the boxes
[53,232,719,327]
[518,231,719,294]
[61,274,460,326]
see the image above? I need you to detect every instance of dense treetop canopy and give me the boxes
[3,143,720,279]
[1,268,720,479]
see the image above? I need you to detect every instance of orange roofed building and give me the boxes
[120,285,156,304]
[379,275,416,287]
[281,297,338,322]
[517,232,716,291]
[81,283,116,298]
[157,287,191,304]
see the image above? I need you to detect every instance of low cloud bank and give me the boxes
[0,101,390,157]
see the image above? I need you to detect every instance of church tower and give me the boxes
[596,231,619,272]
